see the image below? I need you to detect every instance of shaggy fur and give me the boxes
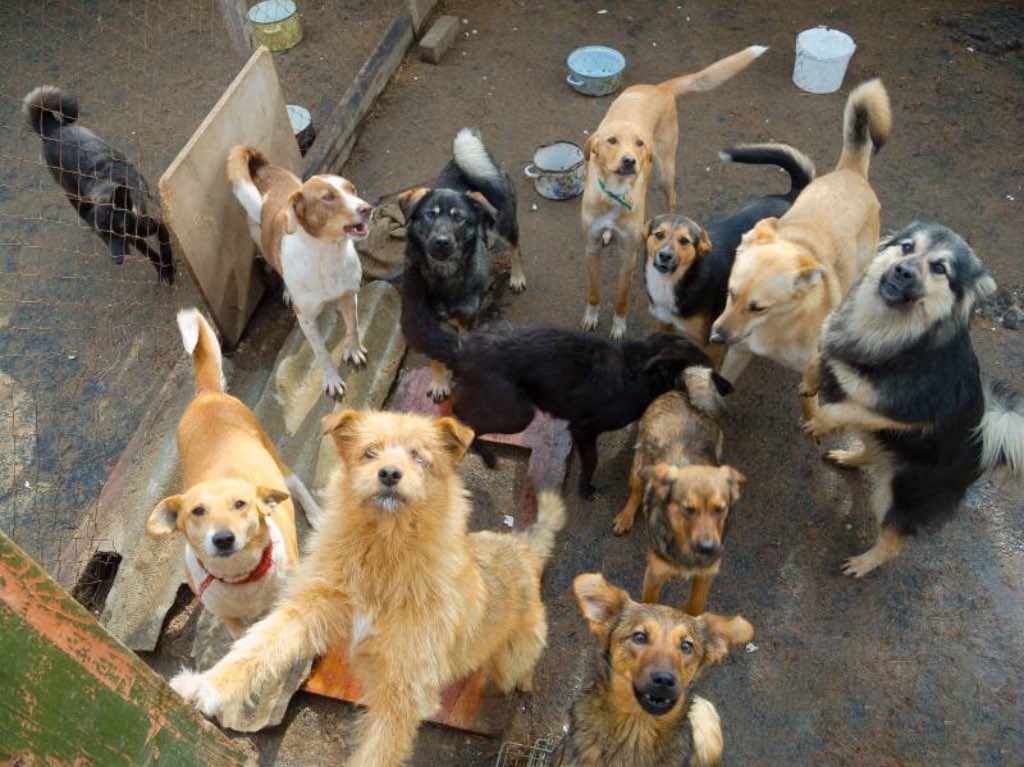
[555,573,753,767]
[23,85,174,283]
[643,142,815,377]
[418,319,728,498]
[399,128,524,402]
[804,222,1024,577]
[146,309,321,636]
[170,409,566,767]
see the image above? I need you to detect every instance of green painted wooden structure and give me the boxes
[0,531,252,766]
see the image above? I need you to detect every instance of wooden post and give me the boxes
[218,0,253,63]
[0,531,253,766]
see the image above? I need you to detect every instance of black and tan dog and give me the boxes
[399,128,524,402]
[644,143,815,378]
[556,573,753,767]
[803,222,1024,577]
[23,85,174,284]
[612,368,744,615]
[420,319,725,498]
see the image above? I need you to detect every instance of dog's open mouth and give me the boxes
[635,688,678,716]
[345,222,369,240]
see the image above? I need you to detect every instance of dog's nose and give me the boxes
[892,261,918,281]
[709,328,726,344]
[378,466,402,487]
[650,672,677,689]
[212,531,235,552]
[620,155,636,172]
[357,204,373,220]
[694,539,720,557]
[655,250,674,267]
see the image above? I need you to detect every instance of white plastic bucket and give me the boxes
[793,27,856,94]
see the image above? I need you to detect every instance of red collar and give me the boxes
[194,542,275,603]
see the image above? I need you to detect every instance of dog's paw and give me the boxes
[803,418,828,441]
[797,380,818,399]
[611,511,635,535]
[343,343,368,368]
[610,315,628,340]
[322,372,347,400]
[170,670,222,718]
[509,272,527,294]
[824,447,864,470]
[428,381,451,403]
[841,553,881,579]
[580,305,600,332]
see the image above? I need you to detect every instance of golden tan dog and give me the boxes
[146,309,322,637]
[709,80,892,414]
[170,409,566,767]
[611,369,744,615]
[579,45,767,339]
[556,573,753,767]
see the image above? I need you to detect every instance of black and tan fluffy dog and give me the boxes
[420,320,726,497]
[612,369,744,616]
[803,222,1024,577]
[644,143,814,378]
[399,127,524,402]
[23,86,174,284]
[556,573,753,767]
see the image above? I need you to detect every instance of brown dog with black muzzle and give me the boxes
[612,368,744,616]
[556,573,753,767]
[579,45,767,340]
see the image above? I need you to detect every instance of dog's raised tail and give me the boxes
[979,379,1024,482]
[23,85,79,135]
[519,488,567,567]
[452,127,506,192]
[177,308,225,395]
[664,45,768,96]
[836,79,891,177]
[226,145,269,222]
[719,143,816,199]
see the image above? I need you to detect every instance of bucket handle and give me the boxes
[566,74,585,88]
[524,164,542,178]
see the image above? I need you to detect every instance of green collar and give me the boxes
[597,178,633,211]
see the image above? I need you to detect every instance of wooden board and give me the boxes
[0,531,253,766]
[159,47,301,347]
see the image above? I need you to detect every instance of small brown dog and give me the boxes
[147,309,322,637]
[171,409,565,767]
[556,573,753,767]
[709,80,892,418]
[613,368,744,616]
[579,45,767,339]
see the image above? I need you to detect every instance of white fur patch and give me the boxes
[453,128,501,182]
[581,304,600,331]
[688,696,724,767]
[748,45,769,58]
[645,262,682,327]
[610,314,628,339]
[176,309,201,356]
[979,386,1024,481]
[170,669,222,717]
[350,610,376,658]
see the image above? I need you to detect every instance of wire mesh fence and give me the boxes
[0,0,241,590]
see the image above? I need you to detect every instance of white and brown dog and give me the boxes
[146,309,323,637]
[579,45,767,339]
[228,146,373,399]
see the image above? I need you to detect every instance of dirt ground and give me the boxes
[4,0,1023,765]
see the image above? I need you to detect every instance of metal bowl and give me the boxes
[566,46,626,97]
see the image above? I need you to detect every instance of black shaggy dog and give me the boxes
[23,86,174,284]
[417,319,729,498]
[804,222,1024,577]
[399,127,524,402]
[643,142,815,380]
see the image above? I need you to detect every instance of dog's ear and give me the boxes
[697,228,713,257]
[573,573,630,636]
[321,410,363,455]
[256,487,290,508]
[720,466,746,503]
[465,190,498,222]
[436,416,475,463]
[968,272,997,306]
[643,219,654,239]
[279,189,302,235]
[746,217,778,246]
[700,613,754,665]
[147,495,184,535]
[583,133,599,163]
[793,255,825,294]
[639,463,677,498]
[397,187,430,218]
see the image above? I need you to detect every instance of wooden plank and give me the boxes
[217,0,253,63]
[0,531,253,766]
[303,12,415,176]
[159,47,302,347]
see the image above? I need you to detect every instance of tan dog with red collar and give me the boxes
[579,45,767,339]
[146,309,323,637]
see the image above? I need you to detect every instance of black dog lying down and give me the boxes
[23,86,174,284]
[399,127,525,402]
[414,319,729,497]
